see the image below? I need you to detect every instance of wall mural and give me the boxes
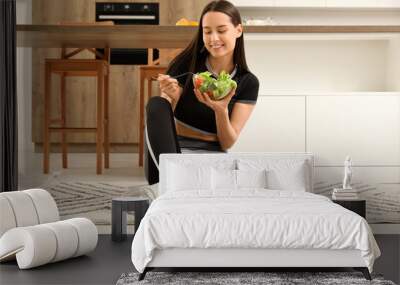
[314,180,400,223]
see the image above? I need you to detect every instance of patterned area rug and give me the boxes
[41,181,157,225]
[116,272,395,285]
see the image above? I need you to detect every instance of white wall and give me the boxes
[16,0,32,177]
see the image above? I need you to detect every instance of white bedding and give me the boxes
[131,190,380,273]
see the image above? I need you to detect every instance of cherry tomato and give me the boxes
[194,77,203,89]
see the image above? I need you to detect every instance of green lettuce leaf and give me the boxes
[193,70,237,100]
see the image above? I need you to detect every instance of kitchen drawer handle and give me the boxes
[98,15,156,20]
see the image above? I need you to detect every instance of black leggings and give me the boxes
[144,97,181,185]
[144,96,224,185]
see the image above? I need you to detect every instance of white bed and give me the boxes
[131,153,380,281]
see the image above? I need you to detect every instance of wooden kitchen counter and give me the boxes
[17,25,400,48]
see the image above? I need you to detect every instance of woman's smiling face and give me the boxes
[202,11,242,58]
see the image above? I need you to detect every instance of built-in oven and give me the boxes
[95,2,159,65]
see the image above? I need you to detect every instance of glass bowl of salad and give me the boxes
[192,71,237,100]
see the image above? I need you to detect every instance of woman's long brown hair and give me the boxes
[166,0,249,92]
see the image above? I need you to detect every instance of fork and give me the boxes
[151,72,195,81]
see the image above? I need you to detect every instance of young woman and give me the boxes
[145,0,259,184]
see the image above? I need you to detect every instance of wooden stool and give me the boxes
[138,65,167,167]
[43,48,110,174]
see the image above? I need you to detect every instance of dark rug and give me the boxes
[116,271,396,285]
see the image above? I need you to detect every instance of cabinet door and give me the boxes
[307,95,400,165]
[276,0,325,7]
[376,0,400,7]
[326,0,378,7]
[230,96,306,152]
[230,0,274,7]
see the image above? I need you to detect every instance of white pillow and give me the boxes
[160,156,237,195]
[211,168,268,191]
[212,168,237,191]
[237,159,309,191]
[166,162,212,192]
[236,169,268,189]
[267,162,307,191]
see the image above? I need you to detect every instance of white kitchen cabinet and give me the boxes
[327,0,400,8]
[276,0,325,7]
[232,0,400,8]
[230,0,274,7]
[235,33,400,167]
[326,0,379,8]
[230,0,400,227]
[244,39,390,94]
[377,0,400,7]
[306,95,400,166]
[230,96,306,152]
[232,0,325,7]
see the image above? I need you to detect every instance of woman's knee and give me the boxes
[147,96,171,113]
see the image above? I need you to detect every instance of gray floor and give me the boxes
[374,235,400,284]
[1,235,399,285]
[0,235,134,285]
